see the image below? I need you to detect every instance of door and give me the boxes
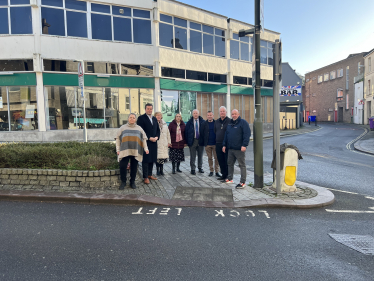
[338,107,344,122]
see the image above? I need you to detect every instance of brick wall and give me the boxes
[304,53,365,123]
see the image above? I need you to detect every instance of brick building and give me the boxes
[303,52,366,123]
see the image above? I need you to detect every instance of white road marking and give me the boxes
[258,210,270,218]
[132,207,143,214]
[245,210,255,217]
[159,208,170,215]
[176,208,182,216]
[325,209,374,214]
[215,210,225,217]
[327,188,359,195]
[230,210,240,217]
[146,208,158,215]
[366,196,374,200]
[346,128,374,158]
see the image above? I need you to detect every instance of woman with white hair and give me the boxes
[154,112,171,175]
[115,113,149,190]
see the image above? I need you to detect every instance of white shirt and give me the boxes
[147,114,153,125]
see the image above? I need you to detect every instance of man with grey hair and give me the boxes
[214,106,231,180]
[222,109,251,188]
[185,109,208,175]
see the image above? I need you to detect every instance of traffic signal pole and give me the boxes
[253,0,263,188]
[273,40,281,194]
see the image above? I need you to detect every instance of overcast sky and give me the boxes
[180,0,374,75]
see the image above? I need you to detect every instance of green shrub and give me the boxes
[0,142,118,170]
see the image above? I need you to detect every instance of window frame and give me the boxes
[1,0,33,35]
[318,75,323,83]
[159,13,226,58]
[230,33,252,62]
[324,73,329,82]
[39,1,151,44]
[330,70,336,80]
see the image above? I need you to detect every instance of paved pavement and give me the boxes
[354,125,374,155]
[0,125,334,208]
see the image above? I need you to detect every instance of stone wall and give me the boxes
[0,168,123,190]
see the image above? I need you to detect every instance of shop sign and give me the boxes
[25,105,35,118]
[280,85,301,96]
[71,108,83,117]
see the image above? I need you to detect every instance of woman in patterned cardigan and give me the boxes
[116,113,148,190]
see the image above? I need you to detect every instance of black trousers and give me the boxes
[142,162,154,178]
[120,156,138,183]
[215,143,228,178]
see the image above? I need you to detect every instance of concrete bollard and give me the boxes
[272,148,299,192]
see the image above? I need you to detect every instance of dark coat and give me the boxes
[137,114,160,163]
[202,120,216,146]
[214,116,231,144]
[168,120,186,149]
[185,116,208,147]
[222,116,251,150]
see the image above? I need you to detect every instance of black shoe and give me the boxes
[172,163,176,174]
[208,172,213,177]
[198,168,204,173]
[119,182,126,190]
[130,182,137,189]
[176,162,182,173]
[216,172,222,177]
[160,164,164,176]
[156,164,161,176]
[217,176,225,180]
[191,170,196,175]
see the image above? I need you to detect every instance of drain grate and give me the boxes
[329,234,374,255]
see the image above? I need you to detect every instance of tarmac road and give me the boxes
[0,201,373,281]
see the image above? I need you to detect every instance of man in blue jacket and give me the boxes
[222,109,251,188]
[185,109,208,175]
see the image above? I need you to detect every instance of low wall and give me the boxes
[0,168,123,190]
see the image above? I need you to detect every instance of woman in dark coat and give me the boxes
[168,113,186,174]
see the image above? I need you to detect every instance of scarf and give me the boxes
[176,122,183,142]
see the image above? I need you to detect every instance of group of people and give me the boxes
[115,103,251,190]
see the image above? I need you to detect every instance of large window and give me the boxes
[369,57,371,72]
[160,90,225,123]
[159,14,226,58]
[40,0,151,44]
[230,33,252,61]
[0,86,38,131]
[0,0,32,35]
[161,67,226,83]
[0,59,33,71]
[260,40,273,65]
[45,86,154,130]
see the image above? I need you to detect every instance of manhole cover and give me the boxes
[329,234,374,255]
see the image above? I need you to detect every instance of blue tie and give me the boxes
[195,120,199,139]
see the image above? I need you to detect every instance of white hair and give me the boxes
[128,113,137,119]
[219,106,227,112]
[192,109,199,114]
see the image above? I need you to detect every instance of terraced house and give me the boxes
[0,0,279,142]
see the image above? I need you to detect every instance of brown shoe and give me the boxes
[144,178,150,184]
[148,175,158,180]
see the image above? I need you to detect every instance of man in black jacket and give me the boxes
[214,106,231,180]
[137,103,160,184]
[185,109,207,175]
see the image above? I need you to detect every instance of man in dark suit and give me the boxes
[137,103,160,184]
[185,109,208,175]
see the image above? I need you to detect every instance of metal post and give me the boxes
[83,88,87,142]
[273,39,281,194]
[253,0,263,188]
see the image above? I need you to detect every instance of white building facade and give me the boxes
[0,0,279,141]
